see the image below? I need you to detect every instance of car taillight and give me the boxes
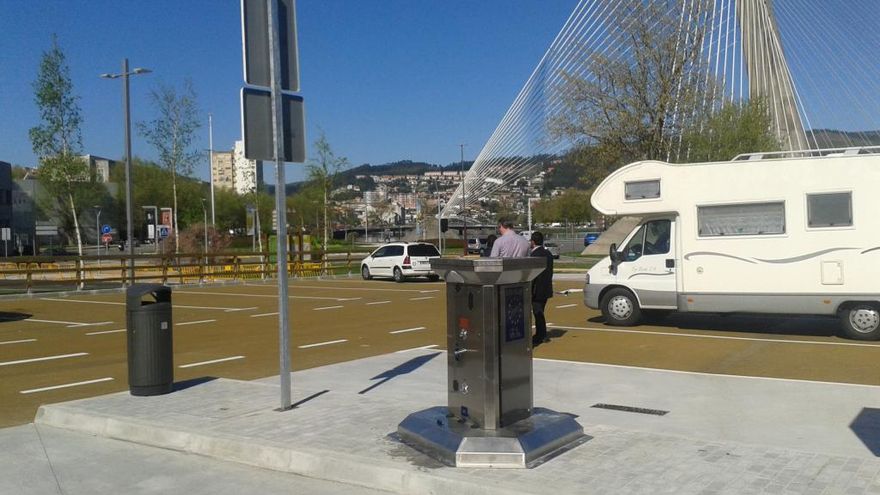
[403,256,411,266]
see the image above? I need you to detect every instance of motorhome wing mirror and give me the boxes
[609,243,618,261]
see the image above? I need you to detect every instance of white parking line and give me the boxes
[0,338,36,346]
[419,290,440,293]
[20,377,114,394]
[86,328,127,335]
[409,296,434,301]
[389,326,427,334]
[41,297,259,313]
[177,319,216,327]
[179,356,244,368]
[366,301,391,305]
[313,305,343,311]
[395,344,439,353]
[294,285,436,293]
[554,325,880,348]
[66,321,114,328]
[0,316,112,327]
[250,312,279,318]
[298,339,347,349]
[177,290,353,301]
[85,328,127,336]
[0,352,89,367]
[555,304,577,309]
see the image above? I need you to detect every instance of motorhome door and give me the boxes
[616,218,677,308]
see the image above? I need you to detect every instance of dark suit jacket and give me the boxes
[530,246,554,302]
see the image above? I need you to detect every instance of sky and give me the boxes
[0,0,578,183]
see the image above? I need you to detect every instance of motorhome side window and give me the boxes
[697,202,785,237]
[807,192,852,228]
[622,220,670,261]
[625,180,660,200]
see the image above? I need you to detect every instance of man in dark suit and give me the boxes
[529,231,554,347]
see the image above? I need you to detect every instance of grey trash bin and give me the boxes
[126,284,173,396]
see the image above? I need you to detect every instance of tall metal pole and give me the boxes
[208,114,216,226]
[122,59,135,284]
[95,208,101,255]
[459,144,466,256]
[267,0,291,411]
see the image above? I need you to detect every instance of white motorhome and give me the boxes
[583,147,880,340]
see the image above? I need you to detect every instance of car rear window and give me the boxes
[408,244,440,257]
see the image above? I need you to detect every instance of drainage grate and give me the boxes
[591,403,668,416]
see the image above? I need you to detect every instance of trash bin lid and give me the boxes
[126,283,172,307]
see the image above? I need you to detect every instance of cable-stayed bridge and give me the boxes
[441,0,880,221]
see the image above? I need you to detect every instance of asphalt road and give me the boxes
[1,276,878,428]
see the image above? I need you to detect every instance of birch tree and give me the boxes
[138,81,201,253]
[306,133,348,251]
[29,36,88,263]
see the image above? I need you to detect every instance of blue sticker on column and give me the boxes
[461,406,469,417]
[504,286,525,342]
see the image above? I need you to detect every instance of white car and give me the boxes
[361,242,441,282]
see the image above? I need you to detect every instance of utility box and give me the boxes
[398,257,586,468]
[436,257,546,429]
[126,284,173,396]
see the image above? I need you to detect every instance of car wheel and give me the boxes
[600,288,641,326]
[393,267,404,283]
[427,274,440,282]
[361,265,372,280]
[840,303,880,340]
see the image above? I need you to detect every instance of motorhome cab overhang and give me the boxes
[583,147,880,340]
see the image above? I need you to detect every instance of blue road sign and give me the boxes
[101,224,111,235]
[159,226,170,239]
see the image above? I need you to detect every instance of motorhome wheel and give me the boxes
[601,288,641,326]
[840,304,880,340]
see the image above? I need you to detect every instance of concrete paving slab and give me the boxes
[30,350,880,494]
[0,423,391,495]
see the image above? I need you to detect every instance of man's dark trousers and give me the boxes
[530,245,553,345]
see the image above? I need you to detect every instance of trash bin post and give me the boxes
[126,284,173,396]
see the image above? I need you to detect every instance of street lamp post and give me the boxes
[94,206,101,258]
[101,59,151,285]
[459,144,467,256]
[201,199,208,261]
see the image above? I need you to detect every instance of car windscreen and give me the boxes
[408,244,440,257]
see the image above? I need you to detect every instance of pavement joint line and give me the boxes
[532,356,880,389]
[250,312,279,318]
[0,338,37,345]
[177,319,217,326]
[0,352,89,367]
[555,303,577,308]
[409,296,434,301]
[298,339,348,349]
[389,326,427,334]
[85,328,127,336]
[395,344,439,353]
[366,300,391,305]
[19,377,114,394]
[553,324,880,348]
[313,305,344,311]
[179,356,245,368]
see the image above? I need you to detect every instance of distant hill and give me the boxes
[271,159,474,195]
